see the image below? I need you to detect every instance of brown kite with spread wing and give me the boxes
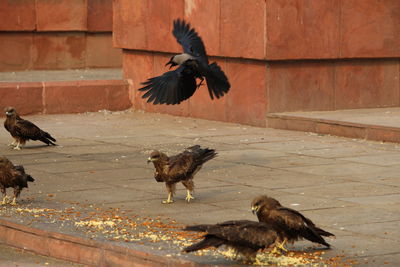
[251,195,334,253]
[147,145,216,203]
[183,220,282,262]
[0,157,35,205]
[4,107,56,150]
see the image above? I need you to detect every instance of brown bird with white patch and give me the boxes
[4,107,56,150]
[147,145,217,204]
[0,157,35,205]
[251,195,334,253]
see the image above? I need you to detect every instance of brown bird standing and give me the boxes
[183,220,283,262]
[251,195,334,252]
[147,145,217,204]
[0,157,35,205]
[4,107,56,150]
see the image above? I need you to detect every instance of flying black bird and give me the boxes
[4,107,56,150]
[0,157,35,205]
[139,19,230,105]
[251,195,334,252]
[147,145,217,203]
[183,220,282,262]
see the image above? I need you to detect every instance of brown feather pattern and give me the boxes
[0,157,35,203]
[251,195,334,248]
[4,107,56,147]
[148,145,217,201]
[183,220,282,261]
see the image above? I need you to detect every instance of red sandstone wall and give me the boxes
[0,0,122,71]
[114,0,400,127]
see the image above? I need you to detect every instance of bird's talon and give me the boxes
[270,247,283,255]
[162,200,174,204]
[185,195,195,202]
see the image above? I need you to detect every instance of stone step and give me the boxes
[267,108,400,143]
[0,69,131,115]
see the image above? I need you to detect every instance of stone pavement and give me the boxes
[0,110,399,266]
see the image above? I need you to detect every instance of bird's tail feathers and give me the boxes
[201,148,217,164]
[304,228,331,248]
[186,146,217,164]
[39,131,57,146]
[182,236,224,253]
[314,227,335,237]
[44,131,56,142]
[205,62,230,99]
[26,175,35,182]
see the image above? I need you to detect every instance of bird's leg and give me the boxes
[1,188,8,205]
[270,238,288,255]
[10,197,17,206]
[162,192,174,204]
[185,190,195,202]
[182,180,195,203]
[8,139,16,147]
[270,246,282,255]
[196,77,204,88]
[276,239,288,252]
[1,196,8,205]
[271,239,288,255]
[13,141,21,150]
[11,188,20,206]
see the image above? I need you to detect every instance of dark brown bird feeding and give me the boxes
[4,107,56,150]
[147,145,217,203]
[251,195,334,252]
[183,220,283,262]
[139,19,230,105]
[0,157,35,205]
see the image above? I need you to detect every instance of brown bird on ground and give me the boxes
[147,145,217,204]
[251,195,334,253]
[183,220,283,262]
[139,19,230,105]
[4,107,56,150]
[0,157,35,205]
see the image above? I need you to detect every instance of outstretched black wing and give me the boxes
[183,220,278,253]
[173,19,208,64]
[205,62,230,99]
[139,65,197,105]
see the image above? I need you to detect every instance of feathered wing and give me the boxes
[185,145,217,165]
[12,165,35,188]
[4,120,11,133]
[172,19,208,64]
[271,207,333,247]
[205,62,230,100]
[183,220,278,253]
[14,119,56,145]
[139,65,197,105]
[167,146,217,181]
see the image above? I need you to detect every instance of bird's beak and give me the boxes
[5,112,10,116]
[165,60,174,69]
[251,206,258,214]
[147,157,152,164]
